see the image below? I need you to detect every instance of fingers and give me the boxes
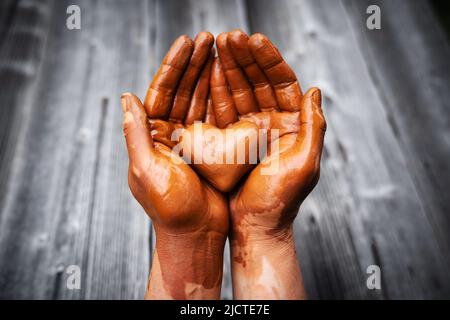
[210,58,239,128]
[185,48,214,125]
[216,32,258,115]
[169,32,214,123]
[294,88,326,164]
[144,35,194,119]
[228,30,278,112]
[204,95,217,126]
[121,93,155,170]
[249,33,302,111]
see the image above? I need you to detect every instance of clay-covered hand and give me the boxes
[214,29,326,241]
[121,33,228,299]
[213,30,326,299]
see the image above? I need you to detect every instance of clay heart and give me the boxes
[150,120,259,192]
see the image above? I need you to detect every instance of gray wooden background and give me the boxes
[0,0,449,299]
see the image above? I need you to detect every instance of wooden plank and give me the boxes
[73,0,154,300]
[344,0,450,256]
[0,0,151,299]
[0,0,55,298]
[0,0,51,220]
[342,0,450,298]
[246,0,450,299]
[0,0,17,41]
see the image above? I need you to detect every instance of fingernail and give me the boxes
[311,89,322,106]
[120,94,131,113]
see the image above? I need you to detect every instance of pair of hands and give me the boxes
[121,30,326,299]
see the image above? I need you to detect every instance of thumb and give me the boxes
[121,93,155,170]
[294,87,326,166]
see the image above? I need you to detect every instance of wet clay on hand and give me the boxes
[150,119,259,193]
[122,32,228,300]
[213,30,326,299]
[145,35,260,193]
[213,29,326,234]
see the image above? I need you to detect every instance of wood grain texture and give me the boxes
[0,0,151,299]
[246,0,450,299]
[0,0,449,299]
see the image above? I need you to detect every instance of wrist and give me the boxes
[231,216,295,247]
[230,224,296,266]
[230,225,306,300]
[146,228,226,300]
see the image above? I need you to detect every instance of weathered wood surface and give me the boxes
[0,0,152,299]
[0,0,449,299]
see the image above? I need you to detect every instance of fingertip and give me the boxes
[216,32,228,47]
[121,93,132,113]
[123,94,147,125]
[127,93,143,108]
[177,34,194,47]
[311,87,322,106]
[121,92,133,98]
[195,31,214,46]
[228,29,249,47]
[193,31,214,54]
[215,34,227,56]
[248,33,268,50]
[228,30,254,67]
[229,28,247,38]
[304,87,322,106]
[121,92,144,111]
[167,35,194,67]
[121,92,139,100]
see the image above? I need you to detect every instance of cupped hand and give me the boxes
[123,32,228,237]
[213,30,326,243]
[122,33,230,299]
